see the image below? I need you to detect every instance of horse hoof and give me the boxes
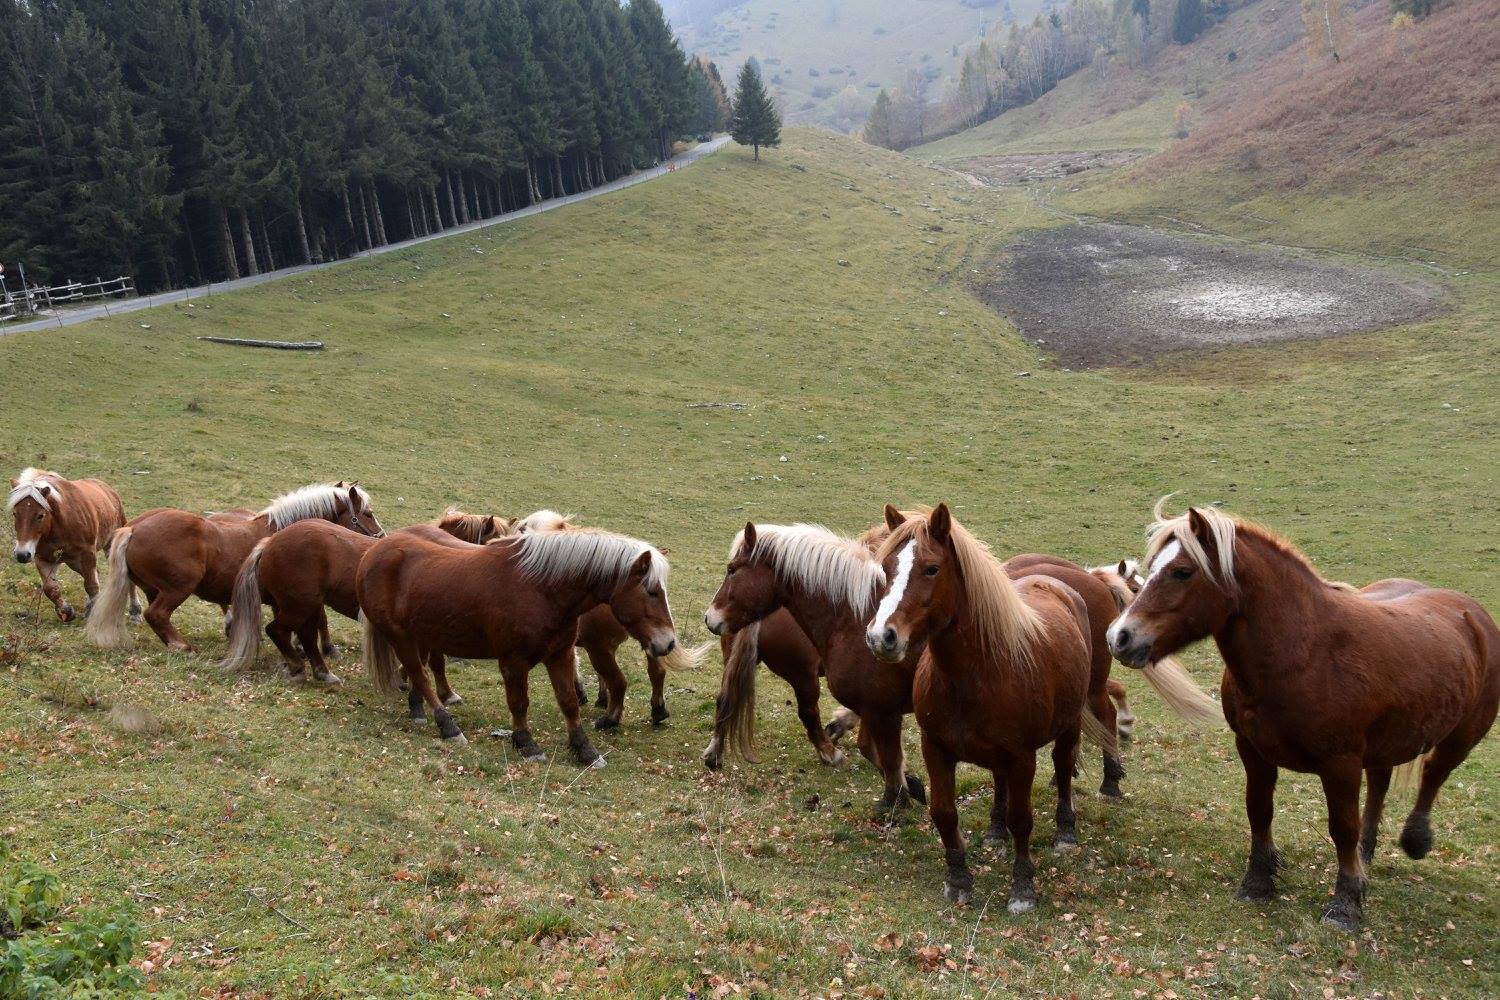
[702,753,722,771]
[1320,902,1362,932]
[650,705,670,726]
[593,716,620,731]
[314,672,343,686]
[905,773,927,804]
[943,882,973,906]
[1099,782,1124,799]
[522,748,547,762]
[59,605,76,623]
[287,671,308,685]
[443,732,469,747]
[1007,895,1036,915]
[1054,835,1079,852]
[593,694,609,710]
[574,744,603,767]
[983,831,1009,849]
[128,612,143,625]
[406,715,427,729]
[442,693,464,706]
[1234,881,1275,904]
[820,748,846,767]
[1399,815,1432,860]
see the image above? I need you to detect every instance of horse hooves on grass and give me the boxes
[943,881,973,906]
[406,715,427,728]
[322,644,340,660]
[702,753,722,771]
[1399,815,1432,859]
[1233,881,1276,904]
[313,672,343,686]
[819,748,847,767]
[1320,902,1362,932]
[593,716,620,731]
[650,705,670,726]
[1006,895,1037,915]
[1099,781,1124,799]
[1054,834,1079,852]
[593,694,609,709]
[442,693,464,706]
[443,732,469,747]
[983,831,1010,849]
[905,773,927,804]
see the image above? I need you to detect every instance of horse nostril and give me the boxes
[883,626,897,648]
[1114,627,1131,649]
[663,638,676,653]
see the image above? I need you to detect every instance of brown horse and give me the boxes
[219,509,499,683]
[1107,502,1500,929]
[512,510,708,729]
[358,526,685,764]
[704,520,927,812]
[868,504,1107,913]
[88,483,383,651]
[9,468,131,623]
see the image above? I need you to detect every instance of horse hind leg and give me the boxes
[1399,724,1488,861]
[1002,752,1040,914]
[789,669,841,766]
[266,611,309,680]
[1051,725,1081,850]
[295,618,341,685]
[430,653,463,706]
[581,641,627,730]
[984,776,1010,848]
[144,587,195,652]
[398,640,463,744]
[1360,766,1392,865]
[1090,686,1126,798]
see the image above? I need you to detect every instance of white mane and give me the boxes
[1146,498,1238,591]
[261,482,369,530]
[7,468,56,512]
[516,528,668,591]
[517,509,574,533]
[733,523,886,618]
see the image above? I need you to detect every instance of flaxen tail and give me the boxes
[1142,656,1226,728]
[361,611,402,695]
[219,540,267,671]
[1079,701,1119,756]
[659,640,712,672]
[714,622,761,763]
[86,526,134,647]
[1107,678,1136,740]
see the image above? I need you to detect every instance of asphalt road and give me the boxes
[2,136,731,337]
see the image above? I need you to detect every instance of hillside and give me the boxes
[2,131,1497,997]
[665,0,1046,130]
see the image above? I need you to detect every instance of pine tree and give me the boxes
[729,61,780,160]
[1171,0,1205,44]
[863,89,894,149]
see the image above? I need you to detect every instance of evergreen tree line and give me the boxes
[0,0,727,292]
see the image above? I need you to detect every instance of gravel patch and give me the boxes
[979,222,1445,367]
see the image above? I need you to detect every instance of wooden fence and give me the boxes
[1,274,134,321]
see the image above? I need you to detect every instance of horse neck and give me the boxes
[776,579,861,652]
[532,564,614,626]
[1213,536,1340,693]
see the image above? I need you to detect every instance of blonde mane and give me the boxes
[875,511,1046,669]
[261,482,369,530]
[1147,498,1357,594]
[7,468,58,512]
[516,527,668,591]
[732,523,886,618]
[438,508,494,544]
[516,509,575,534]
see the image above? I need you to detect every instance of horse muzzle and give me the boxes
[13,545,34,564]
[649,634,678,657]
[703,607,726,636]
[1106,620,1153,669]
[865,625,906,663]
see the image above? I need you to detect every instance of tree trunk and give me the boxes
[355,183,373,250]
[369,182,388,245]
[470,174,482,220]
[441,170,458,225]
[293,197,313,264]
[405,191,418,239]
[553,156,566,197]
[258,213,276,272]
[524,162,538,204]
[218,205,240,280]
[183,207,204,285]
[238,208,260,276]
[340,180,358,251]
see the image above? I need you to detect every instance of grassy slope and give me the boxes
[2,131,1497,998]
[673,0,1044,129]
[909,0,1314,160]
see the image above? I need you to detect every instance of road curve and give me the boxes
[3,136,731,337]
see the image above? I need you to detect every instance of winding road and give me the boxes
[3,136,731,337]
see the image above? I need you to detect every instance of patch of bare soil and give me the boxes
[953,150,1145,186]
[980,223,1444,368]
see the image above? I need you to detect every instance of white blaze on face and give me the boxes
[1108,540,1182,653]
[868,540,916,640]
[1148,540,1182,579]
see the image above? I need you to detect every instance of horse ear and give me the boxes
[8,478,17,488]
[37,483,51,497]
[742,521,757,550]
[929,503,952,543]
[630,549,654,579]
[348,485,361,506]
[884,504,906,531]
[1117,559,1129,576]
[1187,508,1216,552]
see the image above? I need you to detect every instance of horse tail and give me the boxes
[361,611,402,695]
[87,527,134,647]
[219,540,267,671]
[1079,699,1118,755]
[1142,656,1226,728]
[658,639,712,672]
[715,622,761,763]
[1107,678,1136,740]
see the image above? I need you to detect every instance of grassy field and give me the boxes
[1,130,1496,998]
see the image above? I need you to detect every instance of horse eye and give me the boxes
[726,565,736,576]
[925,564,939,576]
[1171,566,1194,581]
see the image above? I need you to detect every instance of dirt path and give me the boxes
[980,221,1445,368]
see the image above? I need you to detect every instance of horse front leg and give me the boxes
[1360,766,1392,865]
[498,657,544,761]
[73,552,100,620]
[1003,751,1040,914]
[920,733,971,905]
[645,654,669,726]
[543,646,603,767]
[1233,733,1280,902]
[1051,724,1080,850]
[868,712,920,818]
[34,558,74,622]
[1319,756,1366,930]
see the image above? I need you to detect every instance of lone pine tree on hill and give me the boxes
[730,61,780,160]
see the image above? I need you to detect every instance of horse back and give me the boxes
[1006,558,1116,694]
[261,520,374,617]
[43,476,126,553]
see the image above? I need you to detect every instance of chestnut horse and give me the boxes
[868,504,1108,913]
[704,520,926,813]
[219,509,500,683]
[1108,502,1499,929]
[9,468,130,622]
[358,526,685,765]
[88,483,383,651]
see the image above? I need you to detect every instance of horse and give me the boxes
[357,525,687,765]
[1106,501,1500,930]
[867,504,1117,912]
[219,509,499,683]
[704,520,927,813]
[8,468,130,623]
[512,509,708,729]
[87,482,383,651]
